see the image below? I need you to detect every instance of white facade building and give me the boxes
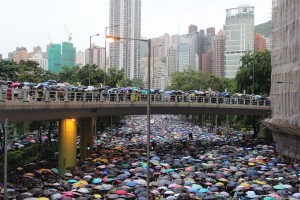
[224,5,255,78]
[28,53,48,71]
[109,0,141,79]
[76,51,85,67]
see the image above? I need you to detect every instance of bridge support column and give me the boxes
[58,118,77,174]
[79,117,94,161]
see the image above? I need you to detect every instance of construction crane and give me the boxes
[64,25,72,42]
[47,33,54,47]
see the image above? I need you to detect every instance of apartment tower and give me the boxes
[109,0,141,79]
[213,30,225,77]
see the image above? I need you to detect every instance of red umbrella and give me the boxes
[11,82,21,87]
[115,190,127,195]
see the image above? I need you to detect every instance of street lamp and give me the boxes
[89,34,100,86]
[106,35,151,199]
[104,25,119,86]
[252,61,255,94]
[152,45,162,88]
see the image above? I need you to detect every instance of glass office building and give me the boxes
[224,5,254,78]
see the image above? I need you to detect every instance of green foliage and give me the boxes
[255,20,272,37]
[0,60,22,81]
[167,68,234,92]
[235,50,271,95]
[106,68,125,88]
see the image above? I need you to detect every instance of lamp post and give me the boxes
[89,34,100,86]
[106,35,151,199]
[251,61,255,94]
[152,45,162,88]
[104,25,119,86]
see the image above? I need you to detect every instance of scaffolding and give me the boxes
[264,0,300,160]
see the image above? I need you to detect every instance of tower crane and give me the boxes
[64,25,72,42]
[47,33,54,47]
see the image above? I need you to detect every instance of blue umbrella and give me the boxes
[151,156,160,160]
[92,178,102,184]
[67,179,78,183]
[199,188,209,193]
[188,188,198,193]
[127,180,138,187]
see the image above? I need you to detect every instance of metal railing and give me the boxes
[0,88,271,106]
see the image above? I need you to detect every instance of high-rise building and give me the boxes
[213,30,225,77]
[202,48,213,74]
[93,46,105,70]
[254,33,267,51]
[61,42,76,67]
[28,53,48,71]
[189,24,198,33]
[206,27,216,36]
[47,44,62,73]
[109,0,141,79]
[203,29,216,53]
[198,29,205,71]
[33,46,42,54]
[225,5,255,78]
[76,51,86,67]
[188,24,200,71]
[12,47,28,63]
[166,47,177,77]
[177,43,190,72]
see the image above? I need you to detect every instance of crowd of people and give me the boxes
[1,115,299,200]
[0,80,270,105]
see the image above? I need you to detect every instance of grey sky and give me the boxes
[0,0,272,58]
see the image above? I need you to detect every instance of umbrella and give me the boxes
[77,188,90,194]
[134,179,147,186]
[292,193,300,198]
[126,180,138,187]
[115,190,127,195]
[199,188,209,193]
[92,178,102,184]
[268,193,280,198]
[273,185,286,190]
[105,194,119,199]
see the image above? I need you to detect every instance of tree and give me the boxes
[0,60,20,81]
[235,50,271,95]
[57,66,80,85]
[167,68,233,92]
[106,68,124,88]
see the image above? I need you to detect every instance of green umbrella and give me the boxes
[273,185,286,190]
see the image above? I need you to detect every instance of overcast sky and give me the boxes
[0,0,272,58]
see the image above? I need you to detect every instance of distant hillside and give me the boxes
[255,20,272,37]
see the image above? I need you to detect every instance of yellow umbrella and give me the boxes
[253,180,266,185]
[100,158,109,164]
[218,178,228,182]
[240,182,250,188]
[94,194,102,198]
[114,145,122,150]
[73,180,88,188]
[37,198,49,200]
[93,158,102,163]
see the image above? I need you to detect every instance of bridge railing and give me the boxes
[0,88,271,106]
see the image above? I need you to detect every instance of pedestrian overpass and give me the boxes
[0,89,271,173]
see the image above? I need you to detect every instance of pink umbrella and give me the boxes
[268,193,280,198]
